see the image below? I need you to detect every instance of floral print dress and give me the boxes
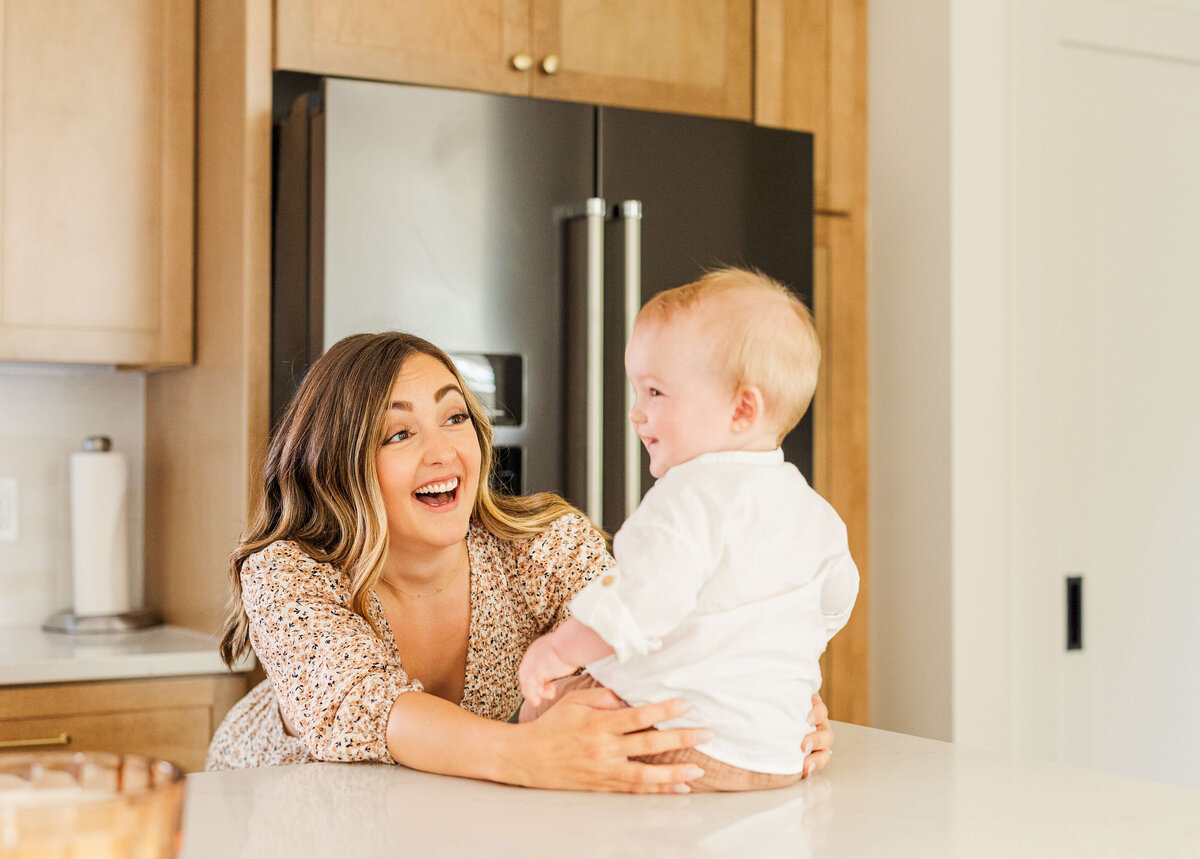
[206,514,609,770]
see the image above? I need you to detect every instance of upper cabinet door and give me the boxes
[0,0,195,366]
[531,0,752,119]
[275,0,533,96]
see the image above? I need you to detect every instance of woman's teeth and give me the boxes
[416,478,459,494]
[415,477,459,507]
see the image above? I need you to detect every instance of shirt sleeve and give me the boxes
[512,513,613,634]
[569,482,713,662]
[240,541,421,764]
[820,553,859,639]
[816,512,860,640]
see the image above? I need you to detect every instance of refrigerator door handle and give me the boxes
[558,197,607,524]
[583,198,606,525]
[619,200,643,518]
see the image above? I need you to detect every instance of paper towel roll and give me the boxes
[70,439,131,617]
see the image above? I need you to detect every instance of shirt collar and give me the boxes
[689,448,785,466]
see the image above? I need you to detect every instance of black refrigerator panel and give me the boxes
[596,107,815,528]
[273,80,595,499]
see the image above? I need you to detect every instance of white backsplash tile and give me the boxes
[0,365,145,627]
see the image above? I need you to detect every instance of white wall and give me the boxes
[871,0,1200,790]
[867,0,955,743]
[0,366,145,627]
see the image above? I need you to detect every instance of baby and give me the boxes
[518,266,859,792]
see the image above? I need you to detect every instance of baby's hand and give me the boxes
[519,634,579,707]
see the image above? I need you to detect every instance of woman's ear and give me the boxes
[730,386,765,433]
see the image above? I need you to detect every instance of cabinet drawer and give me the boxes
[0,708,213,773]
[0,675,249,773]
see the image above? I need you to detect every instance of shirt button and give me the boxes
[601,575,614,587]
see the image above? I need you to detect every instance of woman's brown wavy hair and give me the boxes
[219,332,589,667]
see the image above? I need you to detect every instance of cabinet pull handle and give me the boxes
[540,54,560,75]
[0,733,73,749]
[510,52,533,71]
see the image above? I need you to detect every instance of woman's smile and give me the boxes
[414,475,461,508]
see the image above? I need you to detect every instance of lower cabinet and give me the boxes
[0,674,249,773]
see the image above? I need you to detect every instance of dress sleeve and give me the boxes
[569,482,712,662]
[512,513,612,634]
[240,542,421,764]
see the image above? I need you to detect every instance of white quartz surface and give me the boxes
[179,722,1200,858]
[0,624,251,685]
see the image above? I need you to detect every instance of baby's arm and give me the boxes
[518,618,614,707]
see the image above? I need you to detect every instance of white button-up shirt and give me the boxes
[571,448,858,773]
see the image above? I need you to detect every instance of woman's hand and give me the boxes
[802,691,834,778]
[502,686,710,794]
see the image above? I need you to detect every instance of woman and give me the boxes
[208,332,833,791]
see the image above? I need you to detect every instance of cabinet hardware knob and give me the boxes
[541,54,560,75]
[0,732,72,749]
[510,52,533,71]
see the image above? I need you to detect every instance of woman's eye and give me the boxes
[383,429,411,444]
[446,412,470,426]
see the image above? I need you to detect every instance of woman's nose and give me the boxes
[423,429,456,464]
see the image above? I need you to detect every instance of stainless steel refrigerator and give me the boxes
[273,78,813,534]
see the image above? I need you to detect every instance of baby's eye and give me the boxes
[648,388,663,397]
[383,428,411,444]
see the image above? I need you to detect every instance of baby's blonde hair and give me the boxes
[637,267,820,441]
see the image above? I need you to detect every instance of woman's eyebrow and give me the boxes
[389,384,464,411]
[435,384,464,402]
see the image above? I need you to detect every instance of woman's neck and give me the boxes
[383,537,469,593]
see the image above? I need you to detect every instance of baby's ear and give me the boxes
[731,386,765,433]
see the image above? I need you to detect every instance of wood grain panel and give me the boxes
[0,675,249,773]
[276,0,532,95]
[0,0,194,365]
[813,213,869,726]
[144,0,273,634]
[0,709,212,773]
[826,0,868,213]
[532,0,752,118]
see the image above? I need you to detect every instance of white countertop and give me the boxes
[179,721,1200,858]
[0,624,252,685]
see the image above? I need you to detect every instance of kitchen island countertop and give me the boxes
[179,721,1200,857]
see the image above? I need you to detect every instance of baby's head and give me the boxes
[626,267,820,478]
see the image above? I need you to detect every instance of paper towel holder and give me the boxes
[42,435,163,635]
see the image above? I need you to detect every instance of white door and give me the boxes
[1010,0,1200,788]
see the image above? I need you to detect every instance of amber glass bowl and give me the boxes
[0,751,184,858]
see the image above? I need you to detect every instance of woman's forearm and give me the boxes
[385,691,519,784]
[384,686,708,793]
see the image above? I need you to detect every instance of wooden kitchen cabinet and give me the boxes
[275,0,752,119]
[275,0,533,96]
[0,674,248,773]
[528,0,751,119]
[756,0,867,213]
[0,0,195,366]
[812,212,868,725]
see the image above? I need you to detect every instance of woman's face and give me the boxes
[375,353,482,559]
